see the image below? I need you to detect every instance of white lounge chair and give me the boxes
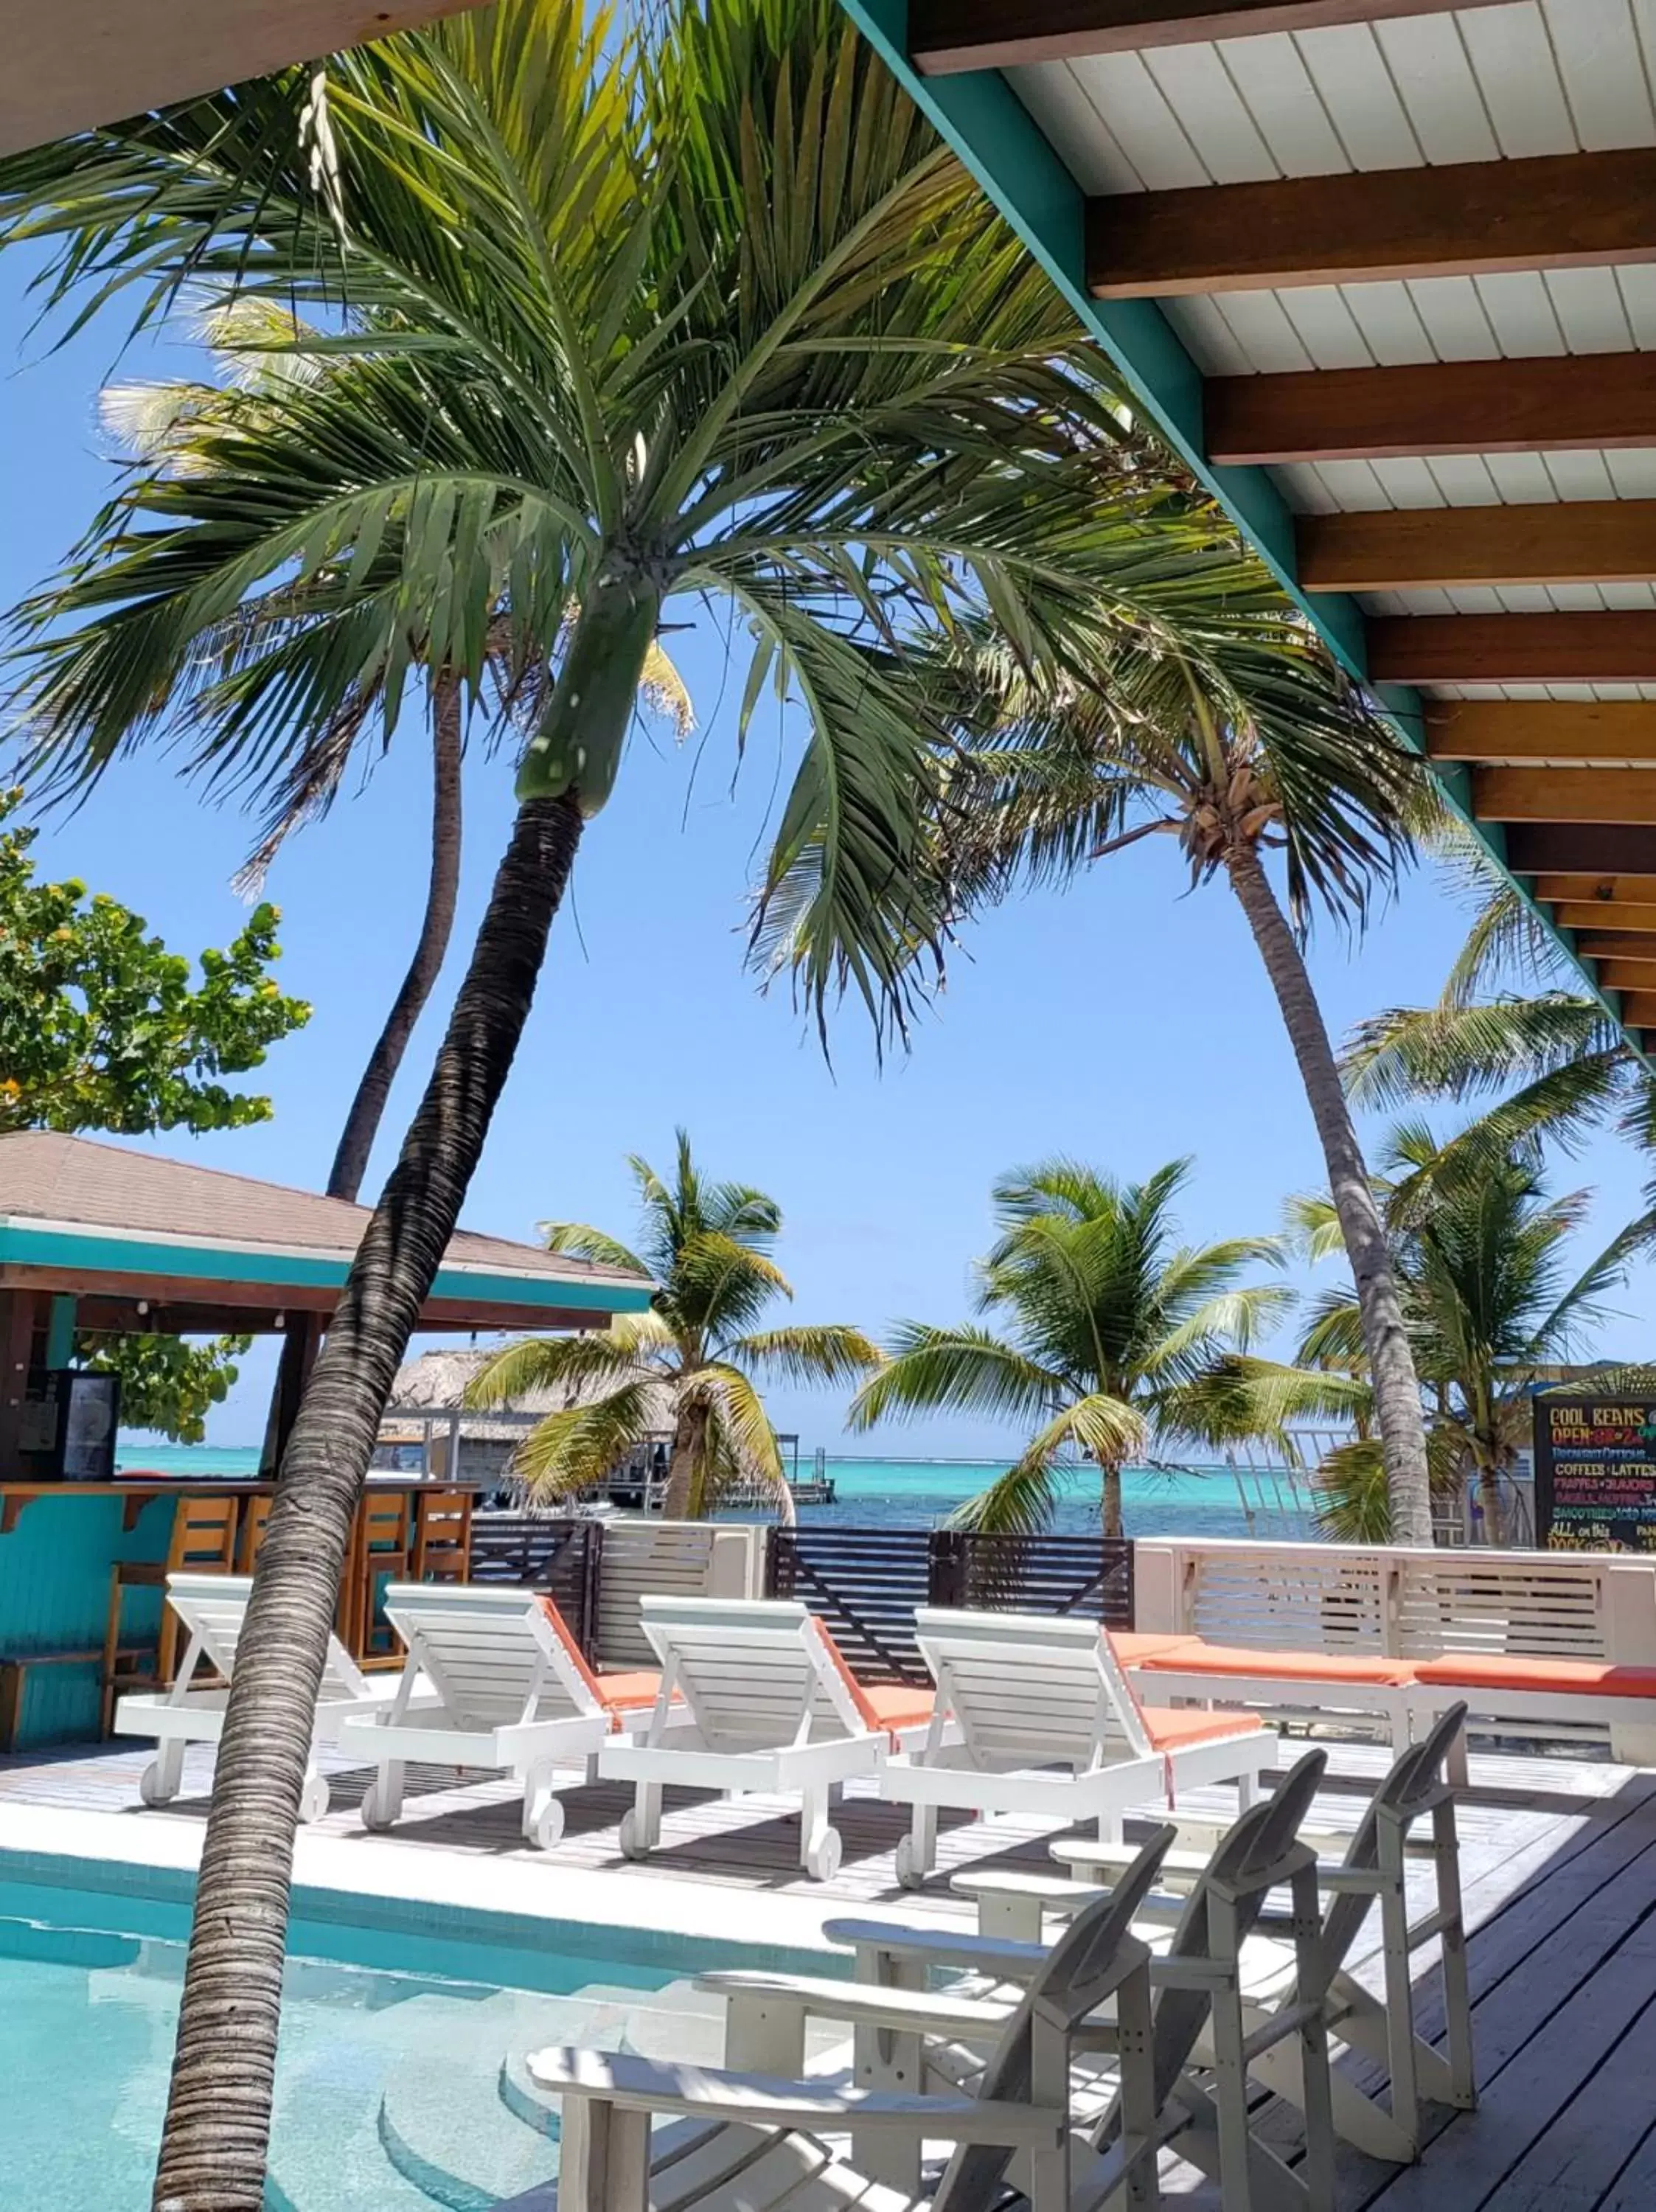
[112,1571,419,1821]
[881,1608,1280,1888]
[339,1584,672,1849]
[527,1825,1178,2212]
[598,1596,939,1881]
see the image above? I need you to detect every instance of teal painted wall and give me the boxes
[0,1493,174,1748]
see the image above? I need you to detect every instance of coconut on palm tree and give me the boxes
[0,5,1177,2199]
[865,591,1438,1543]
[850,1155,1346,1538]
[465,1133,877,1521]
[1295,1130,1649,1544]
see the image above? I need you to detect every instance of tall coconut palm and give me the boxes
[80,299,695,1207]
[884,599,1438,1543]
[466,1132,877,1520]
[1295,1130,1649,1543]
[850,1155,1346,1537]
[0,6,1191,2201]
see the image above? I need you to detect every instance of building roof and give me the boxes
[0,1131,653,1332]
[4,1,487,158]
[389,1346,677,1436]
[851,0,1656,1072]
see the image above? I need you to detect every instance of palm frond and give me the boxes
[725,1324,883,1385]
[511,1379,659,1499]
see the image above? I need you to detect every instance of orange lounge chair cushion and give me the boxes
[1110,1632,1203,1663]
[1138,1704,1265,1751]
[593,1667,671,1715]
[857,1681,936,1737]
[1135,1641,1416,1688]
[1412,1653,1656,1699]
[812,1618,934,1743]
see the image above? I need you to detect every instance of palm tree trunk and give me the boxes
[328,669,465,1203]
[1100,1459,1124,1540]
[661,1397,708,1520]
[1222,835,1435,1547]
[149,790,583,2212]
[262,675,466,1467]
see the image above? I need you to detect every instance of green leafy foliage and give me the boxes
[850,1156,1351,1536]
[77,1330,252,1443]
[0,790,310,1135]
[466,1131,878,1517]
[1295,1134,1654,1541]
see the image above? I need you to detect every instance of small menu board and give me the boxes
[1535,1380,1656,1551]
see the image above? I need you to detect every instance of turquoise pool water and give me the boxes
[0,1866,835,2212]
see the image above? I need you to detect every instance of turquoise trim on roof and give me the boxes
[0,1220,651,1315]
[835,0,1646,1071]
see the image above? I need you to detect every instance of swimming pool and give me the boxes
[0,1857,845,2212]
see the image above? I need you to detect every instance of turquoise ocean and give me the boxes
[114,1442,1307,1540]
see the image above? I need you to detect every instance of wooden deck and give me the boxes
[5,1733,1656,2208]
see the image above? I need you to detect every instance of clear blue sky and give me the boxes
[4,252,1652,1453]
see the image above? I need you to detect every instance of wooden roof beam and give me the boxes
[907,0,1511,74]
[1534,874,1656,901]
[1302,506,1656,594]
[1207,355,1656,466]
[1554,906,1656,934]
[1593,960,1656,991]
[1506,824,1656,875]
[1367,613,1656,685]
[1574,930,1656,953]
[1088,147,1656,300]
[1425,702,1656,768]
[1472,767,1656,827]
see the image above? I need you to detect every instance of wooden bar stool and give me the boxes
[412,1489,473,1585]
[102,1493,239,1734]
[344,1491,413,1664]
[237,1493,274,1574]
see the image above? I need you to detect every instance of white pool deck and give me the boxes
[6,1732,1656,2208]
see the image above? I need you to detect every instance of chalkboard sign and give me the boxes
[1535,1388,1656,1551]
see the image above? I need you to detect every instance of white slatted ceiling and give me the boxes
[1009,4,1656,526]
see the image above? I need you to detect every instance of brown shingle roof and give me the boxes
[0,1130,647,1290]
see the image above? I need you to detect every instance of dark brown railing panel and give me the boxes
[466,1514,602,1654]
[767,1526,1135,1683]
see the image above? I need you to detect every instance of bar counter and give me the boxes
[0,1474,475,1750]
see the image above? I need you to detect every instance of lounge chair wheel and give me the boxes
[529,1795,566,1851]
[299,1773,330,1824]
[804,1827,843,1882]
[360,1781,395,1832]
[894,1832,926,1890]
[138,1759,173,1809]
[619,1807,650,1861]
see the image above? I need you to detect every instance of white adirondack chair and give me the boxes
[338,1583,672,1849]
[956,1705,1476,2163]
[598,1596,936,1882]
[818,1750,1337,2212]
[881,1608,1280,1888]
[112,1571,419,1821]
[526,1823,1179,2212]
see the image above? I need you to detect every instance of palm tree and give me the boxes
[1295,1131,1649,1543]
[849,1155,1343,1537]
[465,1132,877,1520]
[0,7,1174,2201]
[74,299,695,1206]
[891,596,1438,1543]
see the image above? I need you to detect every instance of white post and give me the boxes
[1133,1541,1181,1633]
[1603,1560,1656,1764]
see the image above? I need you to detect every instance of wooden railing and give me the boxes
[767,1526,1134,1685]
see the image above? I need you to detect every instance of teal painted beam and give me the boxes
[45,1294,76,1369]
[0,1222,651,1315]
[835,0,1649,1070]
